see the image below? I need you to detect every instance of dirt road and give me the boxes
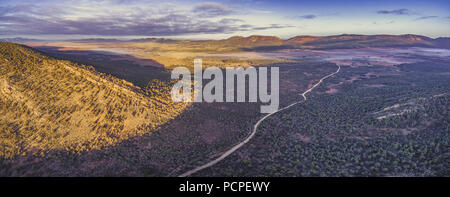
[179,65,341,177]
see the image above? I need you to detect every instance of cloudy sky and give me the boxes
[0,0,449,40]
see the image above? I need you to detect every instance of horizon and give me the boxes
[1,0,449,40]
[1,33,449,42]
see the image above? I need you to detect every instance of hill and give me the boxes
[0,42,189,159]
[220,35,284,46]
[127,34,445,52]
[434,37,450,49]
[284,34,436,49]
[77,34,447,50]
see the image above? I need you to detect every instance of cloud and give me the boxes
[0,4,67,17]
[219,18,245,24]
[296,14,317,19]
[377,9,411,15]
[0,1,292,36]
[414,16,438,21]
[0,14,244,36]
[290,12,339,20]
[251,24,295,30]
[192,2,233,17]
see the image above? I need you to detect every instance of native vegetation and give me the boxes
[0,42,189,159]
[196,59,450,176]
[1,40,448,177]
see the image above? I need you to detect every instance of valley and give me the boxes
[0,35,449,176]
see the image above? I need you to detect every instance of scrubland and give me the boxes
[0,42,189,159]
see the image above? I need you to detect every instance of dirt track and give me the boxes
[179,64,341,177]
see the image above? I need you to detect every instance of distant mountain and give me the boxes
[0,42,188,159]
[67,38,125,43]
[433,37,450,49]
[5,34,450,51]
[129,38,176,43]
[221,35,284,46]
[62,37,177,43]
[172,34,448,51]
[285,35,324,44]
[0,37,43,43]
[283,34,436,50]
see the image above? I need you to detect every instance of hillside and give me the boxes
[284,34,435,49]
[20,34,450,71]
[126,34,450,54]
[223,34,442,49]
[9,34,450,51]
[219,35,284,47]
[0,42,189,159]
[434,37,450,49]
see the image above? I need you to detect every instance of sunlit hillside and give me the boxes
[26,40,285,71]
[0,42,189,159]
[24,34,450,71]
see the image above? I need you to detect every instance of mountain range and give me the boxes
[3,34,449,50]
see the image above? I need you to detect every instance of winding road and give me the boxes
[179,65,341,177]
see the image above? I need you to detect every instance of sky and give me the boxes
[0,0,449,40]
